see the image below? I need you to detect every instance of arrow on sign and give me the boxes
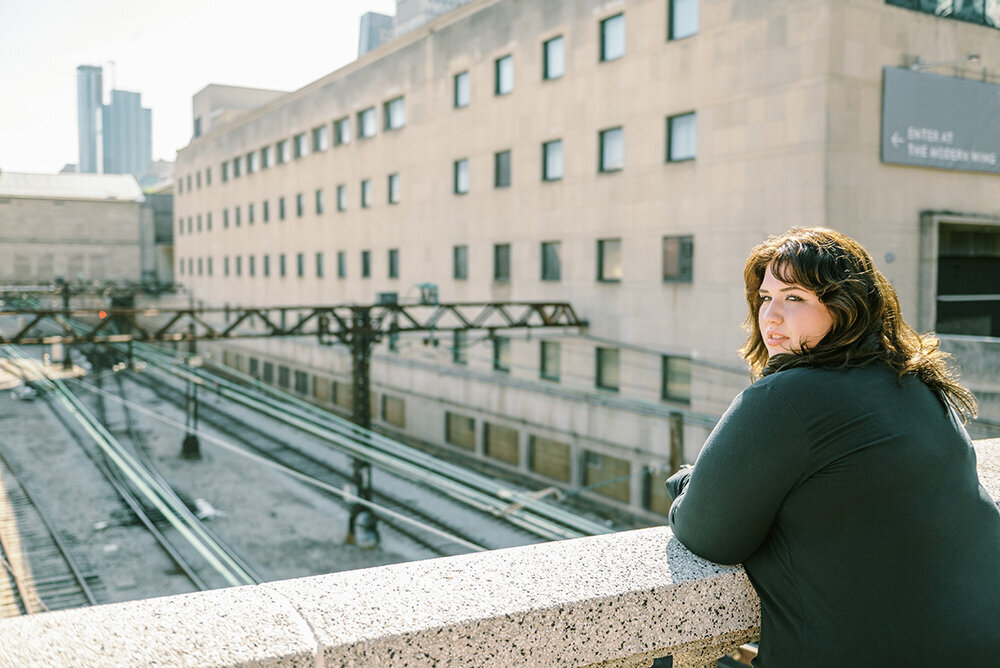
[891,132,904,147]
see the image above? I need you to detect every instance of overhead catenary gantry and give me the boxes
[1,300,588,543]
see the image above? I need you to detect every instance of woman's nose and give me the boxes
[762,301,782,324]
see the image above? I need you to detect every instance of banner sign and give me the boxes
[881,67,1000,174]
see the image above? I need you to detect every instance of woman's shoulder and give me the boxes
[751,361,894,397]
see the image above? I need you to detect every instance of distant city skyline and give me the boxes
[0,0,396,175]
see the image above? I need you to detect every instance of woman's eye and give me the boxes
[759,295,771,302]
[787,295,802,301]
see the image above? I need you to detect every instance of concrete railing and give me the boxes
[2,438,998,668]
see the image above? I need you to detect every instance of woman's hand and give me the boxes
[665,464,693,501]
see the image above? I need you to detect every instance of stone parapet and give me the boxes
[1,439,997,667]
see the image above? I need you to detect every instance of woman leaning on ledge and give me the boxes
[666,227,1000,667]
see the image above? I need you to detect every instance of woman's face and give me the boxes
[758,265,835,357]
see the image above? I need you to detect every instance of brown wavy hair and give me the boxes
[739,227,978,420]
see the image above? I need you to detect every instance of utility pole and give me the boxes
[57,278,74,371]
[346,306,378,546]
[180,322,201,459]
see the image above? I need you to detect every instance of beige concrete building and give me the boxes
[174,0,1000,521]
[0,171,147,284]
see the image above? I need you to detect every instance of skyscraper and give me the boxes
[358,12,394,57]
[102,89,152,178]
[76,65,103,174]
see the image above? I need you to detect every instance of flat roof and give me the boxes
[0,171,145,202]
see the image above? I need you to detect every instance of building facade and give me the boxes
[174,0,1000,520]
[76,65,103,174]
[0,172,145,284]
[102,89,153,179]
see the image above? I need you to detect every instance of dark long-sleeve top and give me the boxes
[667,362,1000,667]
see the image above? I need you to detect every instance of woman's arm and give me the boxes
[668,380,809,564]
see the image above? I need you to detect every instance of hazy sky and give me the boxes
[0,0,396,174]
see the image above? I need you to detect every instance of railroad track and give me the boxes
[0,448,99,618]
[118,366,517,556]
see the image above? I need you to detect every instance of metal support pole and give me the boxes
[59,280,73,371]
[346,306,378,546]
[668,412,685,475]
[180,323,201,460]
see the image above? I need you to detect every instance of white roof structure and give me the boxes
[0,171,144,202]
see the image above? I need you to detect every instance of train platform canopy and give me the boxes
[0,358,84,391]
[0,171,144,203]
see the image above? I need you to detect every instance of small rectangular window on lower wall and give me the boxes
[583,451,630,503]
[529,435,571,482]
[262,362,274,384]
[445,411,476,451]
[484,422,519,465]
[278,365,290,389]
[313,376,330,401]
[644,467,671,517]
[294,370,309,394]
[382,395,406,427]
[333,381,353,410]
[248,357,259,379]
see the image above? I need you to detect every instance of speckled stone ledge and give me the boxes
[0,440,996,667]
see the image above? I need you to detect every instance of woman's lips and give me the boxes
[765,332,788,346]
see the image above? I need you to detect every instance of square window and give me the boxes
[494,243,511,282]
[316,252,324,278]
[261,145,273,168]
[337,251,346,278]
[334,117,351,145]
[315,189,324,215]
[296,193,304,217]
[454,71,471,108]
[543,35,565,79]
[382,395,406,427]
[540,340,561,381]
[337,184,347,211]
[662,355,692,404]
[663,235,694,282]
[493,336,511,372]
[358,107,376,138]
[600,13,626,62]
[667,112,697,161]
[388,248,399,279]
[584,450,630,502]
[598,238,622,282]
[453,245,468,280]
[297,253,305,277]
[445,412,476,450]
[495,55,514,95]
[529,435,571,482]
[361,179,372,207]
[388,173,400,204]
[279,197,286,220]
[312,125,329,152]
[294,132,308,158]
[494,150,511,188]
[541,241,561,281]
[599,127,624,172]
[484,422,519,465]
[277,140,290,164]
[247,151,258,173]
[452,330,468,364]
[669,0,699,40]
[384,97,406,130]
[543,140,564,181]
[596,347,620,391]
[361,250,371,278]
[454,158,470,194]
